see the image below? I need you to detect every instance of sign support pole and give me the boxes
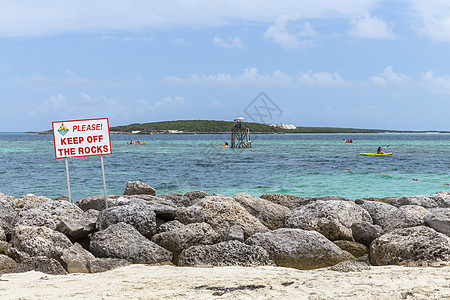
[65,158,72,203]
[101,155,108,209]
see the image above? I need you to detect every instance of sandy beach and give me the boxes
[0,264,448,299]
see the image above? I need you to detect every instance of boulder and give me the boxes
[232,193,291,230]
[424,208,450,236]
[123,181,156,196]
[333,240,368,258]
[89,222,172,264]
[88,258,131,273]
[246,228,354,270]
[61,243,95,273]
[7,246,30,263]
[10,225,72,263]
[389,192,450,208]
[0,227,5,241]
[351,222,384,247]
[259,193,308,209]
[177,195,268,240]
[75,195,121,212]
[358,200,399,230]
[158,193,193,207]
[178,240,274,267]
[0,254,17,273]
[226,225,245,242]
[0,241,8,255]
[116,197,177,220]
[0,194,53,212]
[0,199,19,239]
[285,200,372,241]
[157,220,185,234]
[9,256,68,275]
[184,191,210,203]
[370,226,450,266]
[152,223,220,263]
[96,202,157,238]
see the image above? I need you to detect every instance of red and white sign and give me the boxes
[52,118,112,159]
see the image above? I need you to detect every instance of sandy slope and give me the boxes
[0,265,449,299]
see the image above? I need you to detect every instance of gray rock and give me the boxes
[0,227,5,241]
[116,197,177,220]
[232,193,291,230]
[184,191,210,203]
[61,243,95,273]
[89,222,172,264]
[11,225,72,264]
[152,222,220,263]
[159,193,193,207]
[0,241,8,255]
[75,195,121,212]
[370,226,450,266]
[177,195,268,240]
[285,200,372,241]
[226,225,245,242]
[329,260,371,272]
[9,256,68,275]
[157,220,185,234]
[333,240,368,258]
[424,208,450,236]
[96,202,157,238]
[246,228,354,270]
[0,193,53,212]
[88,258,131,273]
[0,199,19,239]
[178,240,274,267]
[358,200,399,230]
[351,222,384,247]
[389,192,450,208]
[123,181,156,196]
[259,193,309,209]
[7,246,30,263]
[0,254,17,274]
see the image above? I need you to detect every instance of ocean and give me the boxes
[0,132,449,201]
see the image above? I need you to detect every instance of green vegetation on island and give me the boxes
[110,120,381,134]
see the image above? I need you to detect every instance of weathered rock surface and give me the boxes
[88,258,132,273]
[370,226,450,266]
[11,225,72,263]
[152,223,220,262]
[246,228,354,270]
[158,193,193,208]
[9,256,68,275]
[259,193,308,209]
[0,227,6,242]
[123,181,156,196]
[0,254,17,273]
[90,222,172,264]
[96,202,157,238]
[351,222,384,247]
[0,194,53,212]
[389,192,450,208]
[177,195,268,240]
[333,240,368,258]
[232,193,291,230]
[184,191,210,203]
[75,195,122,212]
[358,200,398,230]
[116,197,177,220]
[157,220,185,234]
[0,199,19,239]
[285,200,372,241]
[424,208,450,236]
[61,243,95,273]
[226,225,245,242]
[178,240,274,267]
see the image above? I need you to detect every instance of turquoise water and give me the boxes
[0,132,449,201]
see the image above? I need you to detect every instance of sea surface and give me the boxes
[0,132,449,201]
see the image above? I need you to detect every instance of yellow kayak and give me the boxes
[128,142,147,145]
[359,153,392,156]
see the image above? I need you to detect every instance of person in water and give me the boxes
[222,142,229,148]
[377,147,384,154]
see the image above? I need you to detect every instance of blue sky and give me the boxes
[1,0,450,131]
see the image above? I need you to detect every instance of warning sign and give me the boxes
[52,118,112,159]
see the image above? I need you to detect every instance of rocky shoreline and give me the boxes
[0,181,449,276]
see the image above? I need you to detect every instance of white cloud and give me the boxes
[409,0,450,42]
[370,66,412,88]
[296,71,351,87]
[213,36,243,49]
[167,67,296,88]
[348,14,394,39]
[0,1,381,37]
[421,71,450,95]
[263,15,316,50]
[170,37,190,46]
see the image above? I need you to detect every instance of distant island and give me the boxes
[31,120,448,134]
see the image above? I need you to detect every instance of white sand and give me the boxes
[0,265,449,299]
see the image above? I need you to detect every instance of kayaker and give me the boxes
[377,147,384,154]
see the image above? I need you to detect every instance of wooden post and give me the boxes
[231,127,251,148]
